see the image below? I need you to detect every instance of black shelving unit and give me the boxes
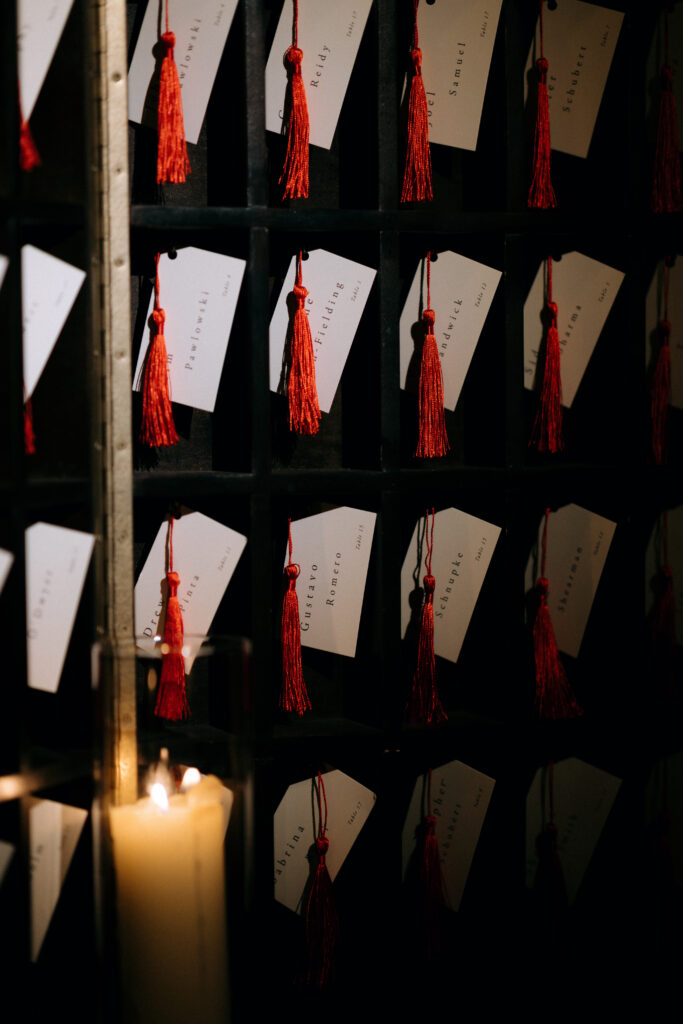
[2,1,682,1020]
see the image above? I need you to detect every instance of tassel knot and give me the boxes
[411,47,423,72]
[536,56,549,79]
[285,562,300,587]
[423,574,435,596]
[166,570,180,599]
[315,835,329,857]
[659,319,671,342]
[547,301,558,322]
[422,307,435,327]
[536,576,549,598]
[293,283,308,305]
[152,307,165,329]
[286,45,304,70]
[162,30,176,51]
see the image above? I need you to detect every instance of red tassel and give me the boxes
[139,254,178,448]
[305,772,338,988]
[533,509,582,720]
[279,1,309,200]
[651,512,677,701]
[155,518,189,721]
[651,319,671,466]
[279,518,311,715]
[24,395,36,455]
[401,2,432,204]
[530,257,563,454]
[652,11,682,213]
[156,5,191,185]
[415,770,446,958]
[533,764,568,914]
[407,509,447,725]
[415,253,449,458]
[288,252,321,435]
[528,4,556,209]
[19,113,40,172]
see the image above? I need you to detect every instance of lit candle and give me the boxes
[109,772,231,1023]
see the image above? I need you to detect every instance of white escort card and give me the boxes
[25,523,95,694]
[22,245,87,399]
[526,758,621,905]
[646,260,683,411]
[287,507,376,659]
[29,797,88,961]
[400,507,501,664]
[399,251,501,411]
[274,769,376,913]
[409,0,503,151]
[133,247,246,414]
[18,0,75,119]
[0,548,14,595]
[525,504,616,659]
[135,510,247,671]
[645,507,683,645]
[269,249,376,414]
[402,760,495,912]
[523,251,624,408]
[0,841,14,888]
[524,0,624,159]
[265,0,374,150]
[128,0,240,146]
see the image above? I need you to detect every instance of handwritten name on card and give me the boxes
[265,0,373,151]
[646,260,683,412]
[274,770,376,913]
[133,247,246,414]
[18,0,74,119]
[525,504,616,659]
[409,0,503,152]
[128,0,239,145]
[402,760,495,911]
[22,246,86,399]
[25,523,95,694]
[287,507,376,659]
[526,758,621,905]
[523,251,624,409]
[400,507,501,664]
[269,249,376,414]
[135,510,247,671]
[524,0,624,159]
[399,251,501,411]
[29,797,88,961]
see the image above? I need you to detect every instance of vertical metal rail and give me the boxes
[86,0,136,809]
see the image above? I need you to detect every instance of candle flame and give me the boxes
[182,767,201,790]
[150,782,169,811]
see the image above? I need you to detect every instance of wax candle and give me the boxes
[110,773,231,1023]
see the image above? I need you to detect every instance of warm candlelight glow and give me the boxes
[150,783,169,811]
[181,767,201,790]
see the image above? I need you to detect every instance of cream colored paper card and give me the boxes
[274,769,376,913]
[523,251,624,409]
[399,251,501,411]
[400,507,501,665]
[0,254,8,290]
[645,507,683,645]
[29,798,88,961]
[646,260,683,411]
[410,0,502,151]
[22,245,86,399]
[0,841,14,887]
[402,760,495,911]
[525,504,616,659]
[135,510,247,671]
[287,507,376,659]
[265,0,373,150]
[25,523,95,694]
[0,548,14,595]
[18,0,74,119]
[133,247,246,414]
[524,0,624,159]
[128,0,239,145]
[269,249,376,414]
[526,758,621,905]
